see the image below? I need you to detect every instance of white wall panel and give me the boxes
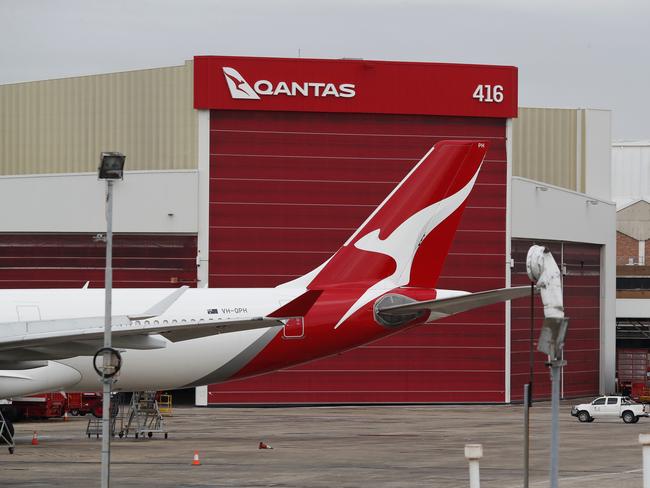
[511,176,616,393]
[612,142,650,208]
[511,177,615,244]
[584,109,612,200]
[0,171,198,233]
[617,299,650,318]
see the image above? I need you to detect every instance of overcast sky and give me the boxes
[1,0,648,140]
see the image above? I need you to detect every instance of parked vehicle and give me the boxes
[11,393,66,420]
[571,396,650,423]
[66,392,102,417]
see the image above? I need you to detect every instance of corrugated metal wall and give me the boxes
[0,62,197,175]
[0,234,197,288]
[512,108,582,192]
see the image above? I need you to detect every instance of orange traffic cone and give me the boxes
[258,441,273,449]
[31,431,39,445]
[191,450,201,466]
[63,412,69,422]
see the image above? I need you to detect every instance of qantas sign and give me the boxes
[222,66,356,100]
[195,56,517,116]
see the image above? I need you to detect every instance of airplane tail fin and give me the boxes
[281,140,488,290]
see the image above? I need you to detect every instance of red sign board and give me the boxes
[194,55,517,118]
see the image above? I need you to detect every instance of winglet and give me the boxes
[128,286,189,320]
[267,290,322,318]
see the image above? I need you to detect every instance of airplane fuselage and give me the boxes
[0,286,441,398]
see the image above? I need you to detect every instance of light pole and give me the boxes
[526,245,568,488]
[538,316,569,488]
[97,151,125,488]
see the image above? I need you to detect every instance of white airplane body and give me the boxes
[0,140,533,403]
[0,285,478,398]
[0,287,299,396]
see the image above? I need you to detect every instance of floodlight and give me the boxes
[98,152,126,180]
[537,317,569,361]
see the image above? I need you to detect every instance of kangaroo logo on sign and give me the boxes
[222,67,261,100]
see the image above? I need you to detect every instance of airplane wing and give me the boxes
[376,286,532,323]
[0,288,319,367]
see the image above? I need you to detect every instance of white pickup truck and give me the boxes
[571,396,650,423]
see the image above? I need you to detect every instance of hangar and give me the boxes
[0,56,615,404]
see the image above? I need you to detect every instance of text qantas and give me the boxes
[222,67,356,100]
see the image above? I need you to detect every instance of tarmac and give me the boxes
[1,399,647,487]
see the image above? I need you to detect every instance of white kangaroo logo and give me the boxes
[333,166,482,328]
[222,67,260,100]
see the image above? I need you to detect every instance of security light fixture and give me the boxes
[586,199,599,206]
[98,152,126,180]
[537,317,569,361]
[535,186,548,192]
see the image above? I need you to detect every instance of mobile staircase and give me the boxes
[85,394,123,439]
[123,391,168,439]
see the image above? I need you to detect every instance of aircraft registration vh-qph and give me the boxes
[0,140,533,405]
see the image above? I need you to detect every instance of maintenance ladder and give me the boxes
[123,392,168,439]
[85,396,122,439]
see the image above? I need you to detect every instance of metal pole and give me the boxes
[525,283,534,488]
[464,444,482,488]
[101,180,114,488]
[523,383,530,488]
[550,362,561,488]
[529,282,535,404]
[639,434,650,488]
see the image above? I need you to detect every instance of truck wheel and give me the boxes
[622,410,636,423]
[70,409,79,416]
[578,411,591,423]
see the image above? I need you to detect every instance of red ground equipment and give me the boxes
[66,392,102,417]
[11,393,66,420]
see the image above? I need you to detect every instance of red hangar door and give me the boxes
[195,55,518,404]
[510,239,601,401]
[0,234,197,289]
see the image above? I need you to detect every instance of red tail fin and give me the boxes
[281,140,488,290]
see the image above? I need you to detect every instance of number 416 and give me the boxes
[472,84,504,103]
